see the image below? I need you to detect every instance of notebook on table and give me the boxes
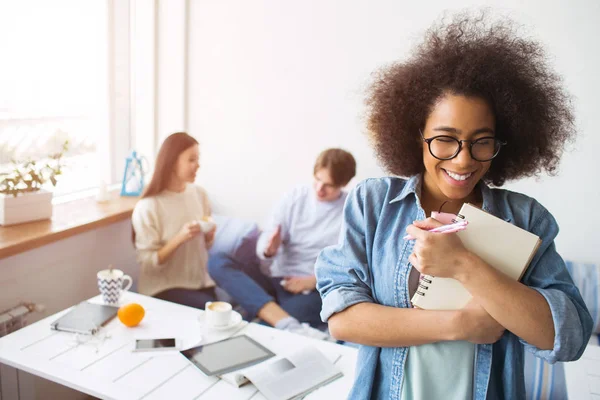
[411,203,542,310]
[219,346,343,400]
[50,302,119,335]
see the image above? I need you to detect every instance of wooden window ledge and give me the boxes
[0,191,139,260]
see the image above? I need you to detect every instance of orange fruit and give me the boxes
[117,303,145,327]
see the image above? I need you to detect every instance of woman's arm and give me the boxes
[317,182,504,347]
[407,220,554,349]
[407,210,593,360]
[329,301,504,347]
[132,200,166,269]
[457,253,554,350]
[330,303,455,346]
[134,194,206,268]
[157,236,183,265]
[157,221,202,264]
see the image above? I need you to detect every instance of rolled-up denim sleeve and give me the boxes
[316,184,375,322]
[521,207,593,363]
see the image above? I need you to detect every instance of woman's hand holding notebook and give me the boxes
[410,203,541,310]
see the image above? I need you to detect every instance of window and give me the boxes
[0,0,128,198]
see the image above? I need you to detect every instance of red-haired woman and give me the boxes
[132,132,218,307]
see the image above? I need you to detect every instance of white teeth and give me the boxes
[445,170,473,181]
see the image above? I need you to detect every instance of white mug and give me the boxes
[97,269,133,305]
[204,301,232,327]
[197,218,216,233]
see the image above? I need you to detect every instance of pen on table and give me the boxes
[403,220,468,241]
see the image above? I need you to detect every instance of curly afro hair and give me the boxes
[366,12,576,186]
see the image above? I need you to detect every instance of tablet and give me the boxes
[181,335,275,376]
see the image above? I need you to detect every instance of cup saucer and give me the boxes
[198,310,243,331]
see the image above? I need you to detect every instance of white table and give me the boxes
[0,293,357,400]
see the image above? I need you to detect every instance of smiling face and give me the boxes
[421,94,496,210]
[173,144,200,185]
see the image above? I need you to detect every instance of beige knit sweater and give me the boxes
[131,184,215,296]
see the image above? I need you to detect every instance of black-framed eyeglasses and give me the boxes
[420,130,507,162]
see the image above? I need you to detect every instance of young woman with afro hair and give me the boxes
[315,13,592,400]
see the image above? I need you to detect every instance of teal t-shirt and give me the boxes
[402,340,475,399]
[402,266,475,399]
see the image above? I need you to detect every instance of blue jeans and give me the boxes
[208,252,324,328]
[154,286,217,309]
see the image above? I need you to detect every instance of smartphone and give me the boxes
[133,338,180,352]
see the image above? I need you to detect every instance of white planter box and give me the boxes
[0,190,53,226]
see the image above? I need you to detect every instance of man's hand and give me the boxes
[263,225,282,258]
[282,276,317,294]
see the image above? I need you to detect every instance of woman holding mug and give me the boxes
[132,132,217,308]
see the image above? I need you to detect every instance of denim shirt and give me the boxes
[316,175,593,400]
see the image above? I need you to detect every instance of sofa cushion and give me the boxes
[566,261,600,333]
[524,352,566,400]
[209,215,260,267]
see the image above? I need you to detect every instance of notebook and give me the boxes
[50,302,119,335]
[219,346,343,400]
[410,203,542,310]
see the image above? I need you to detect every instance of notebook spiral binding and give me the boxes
[415,275,433,297]
[413,212,464,298]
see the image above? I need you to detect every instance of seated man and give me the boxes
[208,148,356,338]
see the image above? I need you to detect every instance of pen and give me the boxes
[403,220,468,241]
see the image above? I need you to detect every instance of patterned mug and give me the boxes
[97,269,133,305]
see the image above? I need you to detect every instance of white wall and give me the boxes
[181,0,600,263]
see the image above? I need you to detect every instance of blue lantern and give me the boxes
[121,151,147,196]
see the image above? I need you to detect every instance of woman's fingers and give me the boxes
[411,217,443,230]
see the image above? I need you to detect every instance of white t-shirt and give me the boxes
[257,185,347,277]
[131,184,215,296]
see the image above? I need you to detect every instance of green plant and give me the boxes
[0,141,69,197]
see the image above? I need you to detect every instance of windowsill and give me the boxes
[0,191,139,260]
[52,183,123,205]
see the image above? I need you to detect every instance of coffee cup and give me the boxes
[97,268,133,305]
[204,301,232,327]
[197,218,216,233]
